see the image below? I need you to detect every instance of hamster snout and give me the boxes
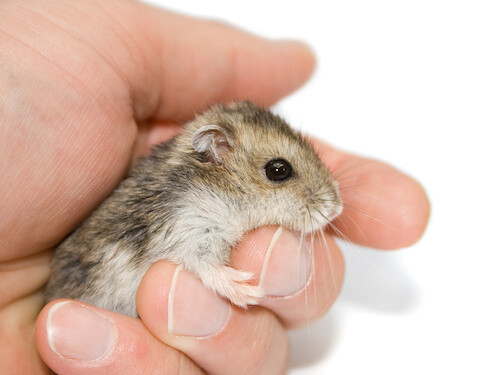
[295,177,343,233]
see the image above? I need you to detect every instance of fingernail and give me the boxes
[259,227,312,297]
[47,301,116,361]
[168,267,230,337]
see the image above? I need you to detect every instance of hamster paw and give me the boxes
[201,266,263,308]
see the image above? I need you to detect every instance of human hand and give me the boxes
[0,0,430,374]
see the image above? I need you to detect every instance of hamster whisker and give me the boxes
[305,207,315,327]
[336,184,369,191]
[331,160,373,180]
[315,208,389,281]
[311,207,341,297]
[341,203,395,231]
[314,194,338,201]
[294,226,305,295]
[338,185,393,204]
[337,209,367,241]
[313,208,343,235]
[315,197,344,208]
[313,193,343,204]
[319,227,339,295]
[320,214,353,245]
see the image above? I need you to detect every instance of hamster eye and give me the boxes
[265,159,293,182]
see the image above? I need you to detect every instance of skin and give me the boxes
[0,0,430,374]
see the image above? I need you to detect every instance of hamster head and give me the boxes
[182,101,343,234]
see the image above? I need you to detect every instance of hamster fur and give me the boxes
[44,101,343,317]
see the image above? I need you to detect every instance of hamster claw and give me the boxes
[201,266,263,308]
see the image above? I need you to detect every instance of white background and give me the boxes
[145,1,500,374]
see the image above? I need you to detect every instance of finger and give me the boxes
[0,250,51,308]
[35,300,204,375]
[313,139,431,249]
[232,226,345,329]
[0,294,51,374]
[126,2,316,121]
[137,261,289,375]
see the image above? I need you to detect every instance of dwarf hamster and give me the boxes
[44,101,343,317]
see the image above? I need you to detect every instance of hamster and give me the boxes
[44,101,343,317]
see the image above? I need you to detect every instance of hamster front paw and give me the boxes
[199,265,263,308]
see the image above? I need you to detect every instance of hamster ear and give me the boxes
[192,125,233,165]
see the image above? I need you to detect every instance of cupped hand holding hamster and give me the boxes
[0,1,430,374]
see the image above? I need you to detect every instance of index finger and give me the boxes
[313,139,430,249]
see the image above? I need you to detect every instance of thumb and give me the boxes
[124,1,316,121]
